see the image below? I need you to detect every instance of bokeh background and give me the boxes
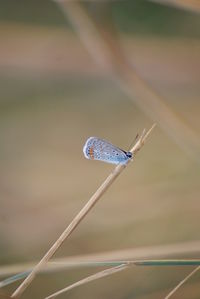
[0,0,200,298]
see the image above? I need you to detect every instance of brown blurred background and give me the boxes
[0,0,200,298]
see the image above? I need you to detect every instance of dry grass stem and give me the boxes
[11,125,155,298]
[164,266,200,299]
[45,264,129,299]
[47,240,200,268]
[58,1,200,162]
[1,239,199,278]
[2,259,200,289]
[44,260,200,299]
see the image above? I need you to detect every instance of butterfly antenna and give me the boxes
[128,133,139,151]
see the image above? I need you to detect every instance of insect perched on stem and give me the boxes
[83,137,133,165]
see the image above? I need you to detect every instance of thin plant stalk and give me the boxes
[164,266,200,299]
[44,261,200,299]
[0,272,30,289]
[45,264,129,299]
[11,125,155,298]
[1,239,200,278]
[2,259,200,289]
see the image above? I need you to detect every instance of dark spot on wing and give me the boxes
[126,152,132,158]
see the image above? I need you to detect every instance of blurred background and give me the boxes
[0,0,200,298]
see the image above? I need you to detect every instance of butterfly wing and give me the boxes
[83,137,130,165]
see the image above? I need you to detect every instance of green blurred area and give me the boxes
[0,1,200,299]
[0,0,200,37]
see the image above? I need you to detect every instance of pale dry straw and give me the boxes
[11,124,155,298]
[2,259,200,291]
[45,260,200,299]
[164,265,200,299]
[45,264,129,299]
[1,239,200,278]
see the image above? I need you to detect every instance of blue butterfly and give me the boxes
[83,137,132,165]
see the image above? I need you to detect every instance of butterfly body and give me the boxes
[83,137,133,165]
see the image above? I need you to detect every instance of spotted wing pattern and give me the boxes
[83,137,131,165]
